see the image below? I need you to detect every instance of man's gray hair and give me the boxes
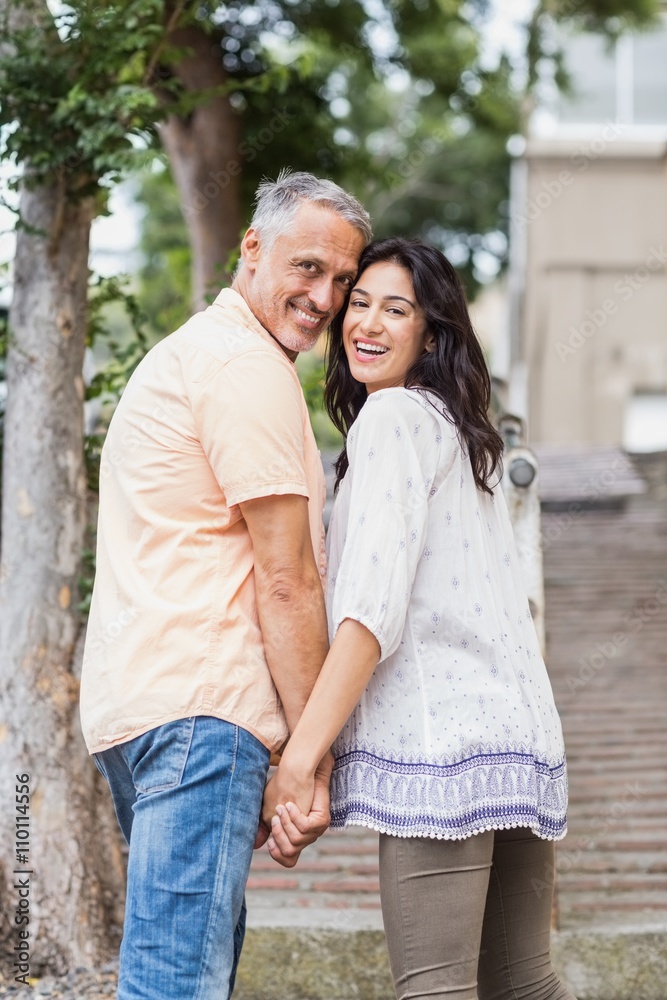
[249,168,372,248]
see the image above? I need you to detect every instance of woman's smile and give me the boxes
[352,336,390,361]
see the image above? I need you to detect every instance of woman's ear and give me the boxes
[424,332,437,354]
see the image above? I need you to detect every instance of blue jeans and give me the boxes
[94,716,270,1000]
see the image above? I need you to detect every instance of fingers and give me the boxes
[262,798,332,869]
[268,806,305,854]
[266,809,301,868]
[271,803,322,850]
[278,801,313,837]
[286,801,330,840]
[266,834,300,869]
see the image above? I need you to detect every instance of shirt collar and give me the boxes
[210,287,293,363]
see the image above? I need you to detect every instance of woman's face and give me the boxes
[342,261,434,394]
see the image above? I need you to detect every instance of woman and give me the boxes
[264,238,575,1000]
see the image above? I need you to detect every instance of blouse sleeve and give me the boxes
[330,390,445,661]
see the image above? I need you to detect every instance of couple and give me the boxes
[80,171,575,1000]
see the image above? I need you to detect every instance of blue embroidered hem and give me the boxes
[330,747,568,841]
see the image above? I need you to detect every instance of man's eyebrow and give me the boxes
[352,287,416,308]
[292,253,356,277]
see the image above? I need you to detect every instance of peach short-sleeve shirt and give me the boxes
[80,288,327,755]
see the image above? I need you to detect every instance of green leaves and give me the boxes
[547,0,659,33]
[0,1,175,195]
[82,272,151,511]
[3,0,658,304]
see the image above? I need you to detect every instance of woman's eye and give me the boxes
[350,299,368,308]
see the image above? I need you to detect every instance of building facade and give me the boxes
[508,17,667,450]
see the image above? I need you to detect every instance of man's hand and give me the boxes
[262,755,333,868]
[254,817,271,851]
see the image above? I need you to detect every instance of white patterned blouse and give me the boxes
[326,387,568,841]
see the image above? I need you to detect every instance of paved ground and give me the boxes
[246,453,667,936]
[544,493,667,932]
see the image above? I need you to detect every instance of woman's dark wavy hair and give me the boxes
[324,237,504,494]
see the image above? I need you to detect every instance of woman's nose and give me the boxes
[359,307,382,334]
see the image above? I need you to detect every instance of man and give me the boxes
[80,170,371,1000]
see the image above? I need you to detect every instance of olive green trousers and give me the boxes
[379,828,577,1000]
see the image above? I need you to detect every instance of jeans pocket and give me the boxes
[122,717,196,795]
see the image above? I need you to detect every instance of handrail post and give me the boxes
[499,415,546,657]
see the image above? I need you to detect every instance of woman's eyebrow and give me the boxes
[351,287,416,308]
[383,295,415,307]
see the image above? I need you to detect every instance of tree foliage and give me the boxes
[135,165,193,335]
[0,1,168,198]
[129,0,660,315]
[1,0,660,244]
[2,0,658,305]
[124,0,523,328]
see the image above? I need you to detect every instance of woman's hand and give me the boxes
[260,751,334,868]
[262,761,315,827]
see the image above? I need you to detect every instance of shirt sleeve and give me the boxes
[189,349,310,506]
[330,390,445,661]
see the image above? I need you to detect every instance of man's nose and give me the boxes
[308,276,335,314]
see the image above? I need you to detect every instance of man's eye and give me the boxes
[300,261,317,272]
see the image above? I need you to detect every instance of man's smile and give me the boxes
[291,301,329,329]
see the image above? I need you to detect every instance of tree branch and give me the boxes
[143,0,189,86]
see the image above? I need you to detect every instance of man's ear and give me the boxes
[240,227,261,272]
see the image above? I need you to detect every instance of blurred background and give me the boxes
[4,0,665,455]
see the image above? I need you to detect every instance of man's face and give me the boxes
[239,202,366,357]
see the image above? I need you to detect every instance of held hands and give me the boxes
[255,751,334,868]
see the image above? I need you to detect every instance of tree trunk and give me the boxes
[159,24,243,312]
[0,178,125,974]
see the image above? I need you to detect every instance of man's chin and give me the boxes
[295,332,321,353]
[277,323,324,354]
